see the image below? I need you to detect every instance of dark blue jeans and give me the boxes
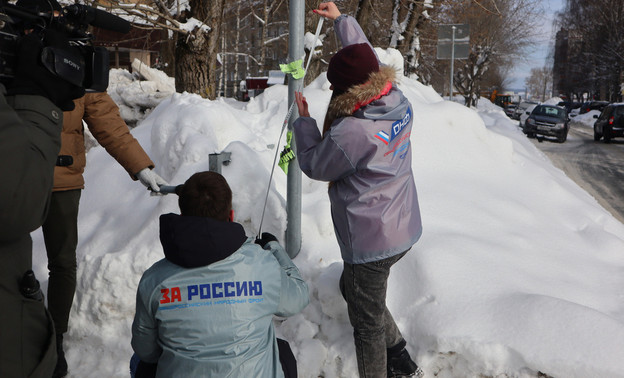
[340,251,408,378]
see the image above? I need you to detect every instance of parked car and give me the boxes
[593,103,624,142]
[519,103,538,129]
[504,103,518,118]
[513,101,539,120]
[579,101,609,114]
[568,106,581,118]
[522,104,569,142]
[556,101,582,116]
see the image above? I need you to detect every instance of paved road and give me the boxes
[527,122,624,224]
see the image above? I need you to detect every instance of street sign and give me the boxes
[437,24,470,60]
[437,24,470,41]
[437,43,470,60]
[436,24,470,100]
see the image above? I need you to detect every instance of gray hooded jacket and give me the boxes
[293,15,422,264]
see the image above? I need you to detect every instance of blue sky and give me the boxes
[507,0,565,90]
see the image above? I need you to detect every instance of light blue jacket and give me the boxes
[132,214,309,377]
[293,15,422,264]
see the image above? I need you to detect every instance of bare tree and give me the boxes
[250,0,288,72]
[433,0,541,107]
[555,0,624,102]
[175,0,225,98]
[391,0,437,78]
[96,0,226,99]
[525,66,553,101]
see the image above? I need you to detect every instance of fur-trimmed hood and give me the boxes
[323,66,409,135]
[328,66,396,118]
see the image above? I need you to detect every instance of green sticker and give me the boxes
[279,60,305,80]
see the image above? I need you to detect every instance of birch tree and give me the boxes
[250,0,288,73]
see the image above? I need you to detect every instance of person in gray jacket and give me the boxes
[293,2,423,377]
[131,171,309,378]
[0,28,84,378]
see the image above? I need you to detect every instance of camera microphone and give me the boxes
[64,4,131,34]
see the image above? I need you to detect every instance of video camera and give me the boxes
[0,0,131,92]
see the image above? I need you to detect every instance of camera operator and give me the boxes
[0,21,85,378]
[8,1,165,376]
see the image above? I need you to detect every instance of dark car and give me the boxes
[593,103,624,142]
[522,105,569,143]
[556,101,581,115]
[579,101,609,114]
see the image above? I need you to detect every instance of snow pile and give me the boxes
[30,52,624,378]
[571,110,601,130]
[107,64,175,127]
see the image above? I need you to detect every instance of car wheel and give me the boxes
[593,126,602,141]
[557,131,567,143]
[527,132,536,138]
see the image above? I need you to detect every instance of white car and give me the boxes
[519,104,538,130]
[513,101,539,120]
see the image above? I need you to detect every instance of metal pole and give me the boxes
[286,0,303,258]
[449,25,456,101]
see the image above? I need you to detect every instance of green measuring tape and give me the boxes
[278,131,295,174]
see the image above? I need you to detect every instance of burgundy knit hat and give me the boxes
[327,43,379,92]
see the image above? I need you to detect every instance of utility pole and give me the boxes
[286,0,303,258]
[449,26,455,101]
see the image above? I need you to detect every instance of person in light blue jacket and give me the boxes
[131,171,309,378]
[293,2,423,377]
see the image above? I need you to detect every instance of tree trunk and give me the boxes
[174,0,225,99]
[233,2,241,98]
[355,0,374,40]
[399,1,429,77]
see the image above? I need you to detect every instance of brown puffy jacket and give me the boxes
[54,92,154,191]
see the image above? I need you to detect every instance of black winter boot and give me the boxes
[52,334,68,378]
[387,340,424,378]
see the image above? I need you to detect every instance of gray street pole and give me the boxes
[286,0,303,258]
[449,25,456,101]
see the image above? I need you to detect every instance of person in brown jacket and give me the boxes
[44,91,167,378]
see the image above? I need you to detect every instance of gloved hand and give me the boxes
[137,168,168,193]
[7,29,85,111]
[255,232,278,249]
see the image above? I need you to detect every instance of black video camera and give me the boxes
[0,0,130,92]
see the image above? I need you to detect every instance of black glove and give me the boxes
[7,30,85,111]
[255,232,278,248]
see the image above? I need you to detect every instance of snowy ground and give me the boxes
[30,58,624,377]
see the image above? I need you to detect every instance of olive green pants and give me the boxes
[42,189,81,335]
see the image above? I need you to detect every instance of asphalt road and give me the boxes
[525,121,624,224]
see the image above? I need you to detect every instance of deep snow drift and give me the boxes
[30,58,624,377]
